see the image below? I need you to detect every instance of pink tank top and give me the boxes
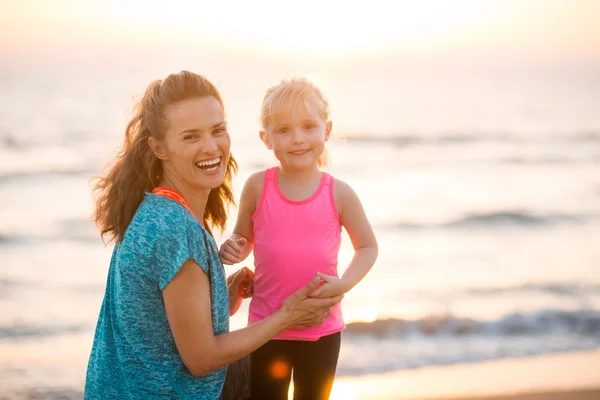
[249,167,345,340]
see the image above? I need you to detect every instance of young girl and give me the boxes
[219,77,378,400]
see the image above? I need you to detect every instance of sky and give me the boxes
[2,0,600,66]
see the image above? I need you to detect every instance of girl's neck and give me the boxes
[278,165,321,183]
[159,171,209,225]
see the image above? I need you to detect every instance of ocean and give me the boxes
[1,60,599,395]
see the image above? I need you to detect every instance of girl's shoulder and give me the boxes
[331,176,361,216]
[331,176,354,198]
[246,170,268,188]
[242,169,269,200]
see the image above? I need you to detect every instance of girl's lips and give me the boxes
[290,149,311,155]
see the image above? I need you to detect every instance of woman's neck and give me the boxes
[159,172,209,225]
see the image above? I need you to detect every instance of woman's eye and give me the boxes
[184,135,197,140]
[213,127,226,135]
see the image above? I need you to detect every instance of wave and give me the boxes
[444,211,588,228]
[0,132,17,148]
[0,324,90,340]
[387,211,593,230]
[499,156,598,165]
[462,282,600,298]
[338,309,600,375]
[0,168,93,185]
[0,232,99,245]
[344,309,600,338]
[0,218,99,245]
[390,282,600,305]
[344,131,600,147]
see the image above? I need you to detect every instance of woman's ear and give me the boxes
[148,137,169,160]
[259,131,273,150]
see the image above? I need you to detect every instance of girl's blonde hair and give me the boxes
[92,71,237,243]
[260,77,330,167]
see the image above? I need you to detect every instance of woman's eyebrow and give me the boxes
[178,122,225,135]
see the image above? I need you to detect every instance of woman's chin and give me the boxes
[192,172,226,190]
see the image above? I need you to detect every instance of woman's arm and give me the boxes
[311,180,378,298]
[163,259,341,377]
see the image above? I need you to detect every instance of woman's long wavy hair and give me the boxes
[92,71,237,243]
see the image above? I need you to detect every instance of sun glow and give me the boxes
[1,0,524,55]
[100,0,512,53]
[330,380,360,400]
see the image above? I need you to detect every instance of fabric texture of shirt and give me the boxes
[250,167,345,341]
[85,193,229,399]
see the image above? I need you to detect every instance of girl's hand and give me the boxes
[219,236,248,265]
[281,277,344,328]
[227,266,254,315]
[309,273,350,298]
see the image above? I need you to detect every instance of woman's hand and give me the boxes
[280,277,344,329]
[308,272,351,299]
[220,236,250,265]
[227,267,254,316]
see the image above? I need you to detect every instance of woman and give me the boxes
[85,70,342,399]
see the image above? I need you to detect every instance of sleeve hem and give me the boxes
[159,256,209,291]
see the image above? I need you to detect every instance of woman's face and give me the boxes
[152,96,231,192]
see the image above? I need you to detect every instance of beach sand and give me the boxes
[437,388,600,400]
[2,350,599,399]
[331,350,600,400]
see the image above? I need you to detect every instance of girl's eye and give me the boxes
[304,124,315,130]
[278,127,289,134]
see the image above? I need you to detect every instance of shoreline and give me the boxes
[332,350,600,400]
[1,350,599,399]
[430,388,600,400]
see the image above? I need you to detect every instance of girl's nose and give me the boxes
[291,129,304,144]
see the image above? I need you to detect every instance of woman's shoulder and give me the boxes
[130,193,202,238]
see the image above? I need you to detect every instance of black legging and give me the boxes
[250,332,341,400]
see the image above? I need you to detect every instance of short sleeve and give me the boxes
[153,220,210,291]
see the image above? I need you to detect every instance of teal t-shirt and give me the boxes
[85,193,230,399]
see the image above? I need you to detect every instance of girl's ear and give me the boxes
[260,131,273,150]
[148,137,169,160]
[325,121,332,142]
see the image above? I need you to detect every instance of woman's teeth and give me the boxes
[195,157,220,171]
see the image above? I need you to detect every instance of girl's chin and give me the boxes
[281,161,318,170]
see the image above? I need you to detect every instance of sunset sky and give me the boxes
[2,0,599,65]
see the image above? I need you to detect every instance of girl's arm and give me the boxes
[311,179,378,297]
[163,259,342,377]
[219,172,264,264]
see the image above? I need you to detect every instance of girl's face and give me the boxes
[261,101,331,171]
[151,96,231,192]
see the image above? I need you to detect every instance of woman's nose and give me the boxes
[200,135,218,153]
